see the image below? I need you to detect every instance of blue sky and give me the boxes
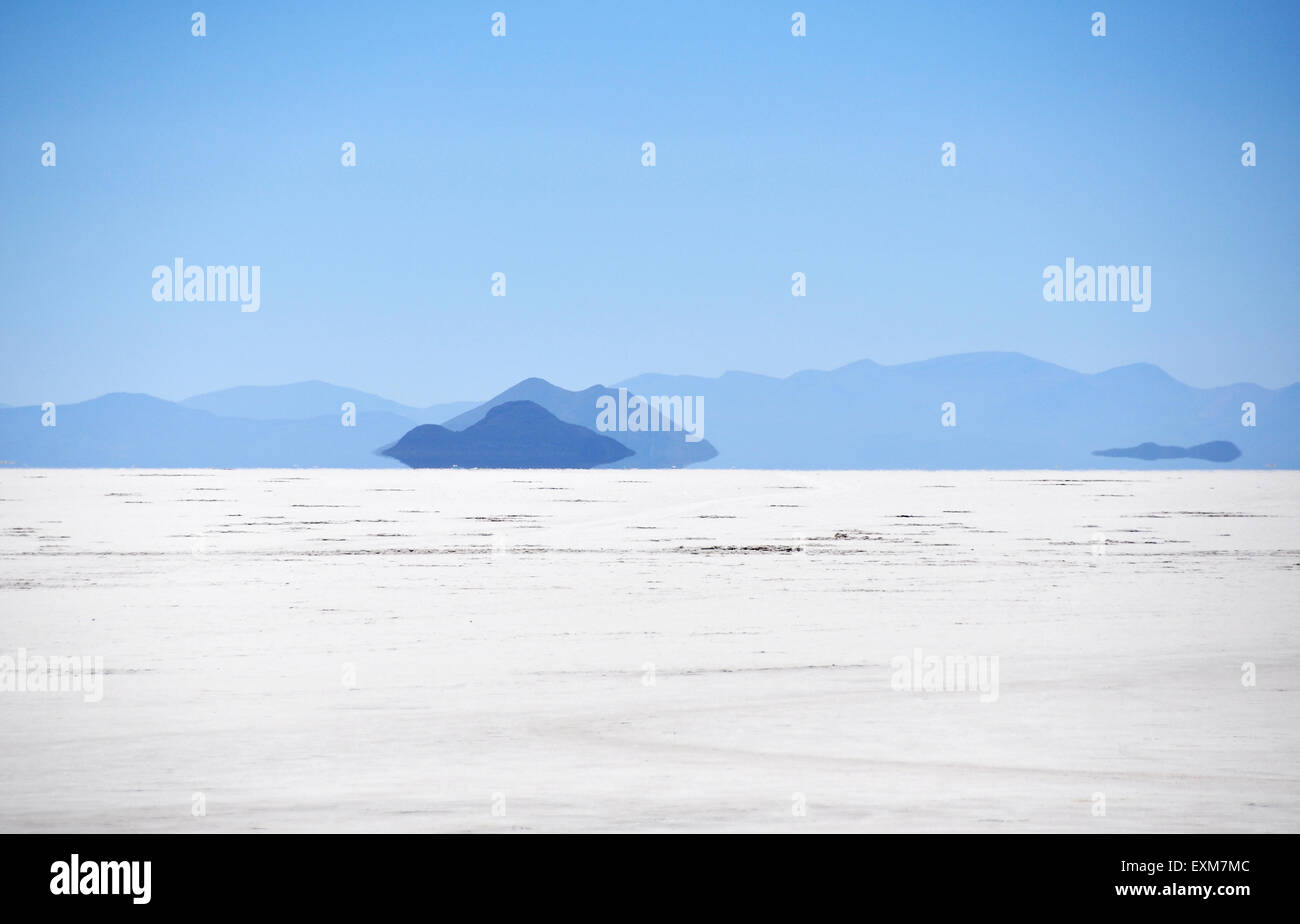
[2,0,1297,406]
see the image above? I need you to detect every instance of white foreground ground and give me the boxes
[0,469,1296,832]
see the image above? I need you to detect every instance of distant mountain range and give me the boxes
[383,401,633,469]
[1,353,1295,468]
[619,352,1299,469]
[0,393,412,468]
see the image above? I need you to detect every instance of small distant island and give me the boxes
[1092,441,1242,463]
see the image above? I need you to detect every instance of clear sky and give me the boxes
[2,0,1297,406]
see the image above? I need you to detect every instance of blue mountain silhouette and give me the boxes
[0,394,411,468]
[381,401,633,469]
[444,378,717,468]
[181,381,475,425]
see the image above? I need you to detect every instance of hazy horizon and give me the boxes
[7,347,1300,410]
